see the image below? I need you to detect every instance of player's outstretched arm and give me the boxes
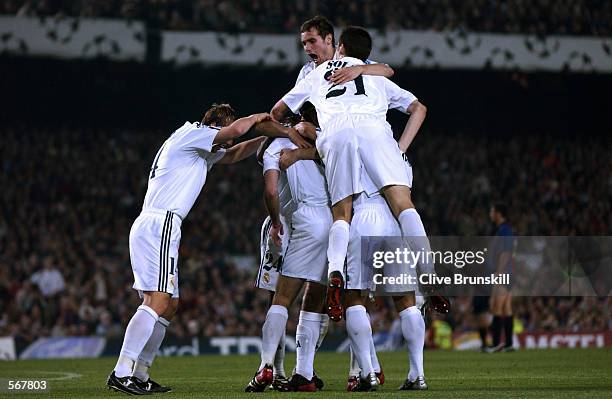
[330,63,394,85]
[213,113,270,144]
[218,136,267,164]
[253,120,312,149]
[397,100,427,153]
[263,170,283,246]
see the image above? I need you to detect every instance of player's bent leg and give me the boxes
[382,185,439,281]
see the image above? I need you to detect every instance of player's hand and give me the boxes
[269,222,283,247]
[330,65,363,85]
[287,127,312,149]
[252,113,271,124]
[279,149,299,170]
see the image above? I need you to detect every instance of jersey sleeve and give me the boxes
[282,73,314,114]
[295,63,310,84]
[206,149,226,170]
[262,140,282,173]
[384,78,417,113]
[178,124,221,153]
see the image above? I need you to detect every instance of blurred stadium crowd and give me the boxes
[0,125,610,343]
[1,0,610,36]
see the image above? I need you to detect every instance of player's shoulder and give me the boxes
[299,60,316,75]
[174,121,219,136]
[265,137,294,155]
[296,61,316,83]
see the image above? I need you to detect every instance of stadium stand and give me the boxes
[1,125,609,343]
[1,0,610,36]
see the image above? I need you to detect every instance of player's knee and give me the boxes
[302,283,326,312]
[344,290,366,307]
[393,292,416,312]
[331,197,353,221]
[143,292,171,316]
[271,290,293,308]
[162,299,179,320]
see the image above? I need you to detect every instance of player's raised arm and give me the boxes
[330,62,394,85]
[213,113,271,144]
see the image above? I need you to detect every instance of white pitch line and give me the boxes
[31,371,82,381]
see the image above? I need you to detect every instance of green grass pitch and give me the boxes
[1,349,611,398]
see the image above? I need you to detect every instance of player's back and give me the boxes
[308,57,390,131]
[143,122,224,220]
[268,138,329,208]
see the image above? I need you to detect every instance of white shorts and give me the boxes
[130,208,182,298]
[254,215,290,292]
[346,195,418,294]
[317,115,411,205]
[282,205,332,285]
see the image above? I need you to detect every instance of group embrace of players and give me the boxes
[106,15,448,396]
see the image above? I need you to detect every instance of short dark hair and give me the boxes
[492,202,509,219]
[299,102,318,127]
[201,103,236,127]
[339,26,372,61]
[300,15,335,44]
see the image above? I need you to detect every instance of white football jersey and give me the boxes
[296,60,316,84]
[142,122,225,220]
[264,138,330,208]
[282,56,417,133]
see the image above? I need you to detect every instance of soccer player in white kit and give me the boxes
[271,27,434,325]
[106,105,300,395]
[246,107,333,392]
[281,121,428,391]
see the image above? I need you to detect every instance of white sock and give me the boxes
[399,306,425,380]
[369,333,381,374]
[114,305,158,378]
[345,305,374,378]
[327,220,350,277]
[316,314,329,351]
[260,305,288,370]
[366,313,381,373]
[132,316,170,381]
[295,311,321,380]
[273,333,286,378]
[348,345,361,377]
[398,209,435,275]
